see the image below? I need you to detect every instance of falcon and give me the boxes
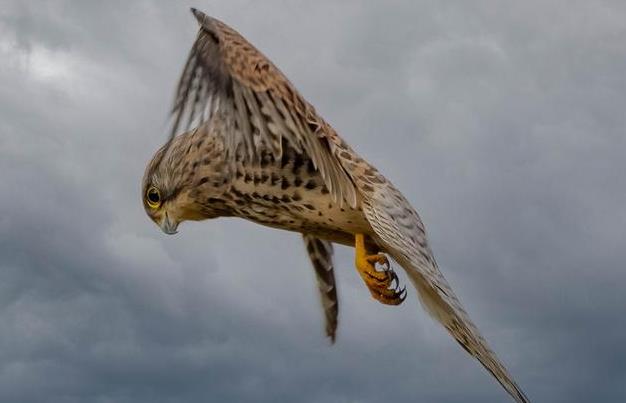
[142,9,529,402]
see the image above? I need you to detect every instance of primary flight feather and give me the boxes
[141,8,529,402]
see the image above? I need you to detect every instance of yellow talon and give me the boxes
[354,233,406,306]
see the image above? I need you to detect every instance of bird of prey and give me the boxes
[142,8,529,402]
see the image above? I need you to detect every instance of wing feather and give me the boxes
[168,8,356,207]
[336,155,530,402]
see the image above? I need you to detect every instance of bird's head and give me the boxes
[141,128,227,235]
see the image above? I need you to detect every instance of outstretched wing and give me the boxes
[334,153,530,402]
[168,8,356,207]
[302,235,339,342]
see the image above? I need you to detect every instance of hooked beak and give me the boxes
[160,213,179,235]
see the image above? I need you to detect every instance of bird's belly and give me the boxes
[225,164,372,246]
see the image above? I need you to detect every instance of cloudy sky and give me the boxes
[1,1,625,402]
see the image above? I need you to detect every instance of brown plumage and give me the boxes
[141,9,529,402]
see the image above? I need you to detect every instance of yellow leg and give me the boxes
[354,234,406,306]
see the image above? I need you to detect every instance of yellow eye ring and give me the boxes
[146,186,161,209]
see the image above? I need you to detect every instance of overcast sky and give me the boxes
[1,1,625,402]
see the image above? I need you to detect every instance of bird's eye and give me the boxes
[146,186,161,209]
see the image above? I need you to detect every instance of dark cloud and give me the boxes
[1,1,625,402]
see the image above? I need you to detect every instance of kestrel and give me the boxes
[142,9,529,402]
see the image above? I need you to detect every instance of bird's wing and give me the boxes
[169,8,356,207]
[333,152,529,402]
[302,235,338,342]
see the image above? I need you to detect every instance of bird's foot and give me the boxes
[354,234,406,306]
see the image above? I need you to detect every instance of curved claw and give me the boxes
[387,269,399,287]
[398,286,407,302]
[354,239,407,306]
[367,273,407,306]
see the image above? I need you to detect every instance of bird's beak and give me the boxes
[160,213,179,235]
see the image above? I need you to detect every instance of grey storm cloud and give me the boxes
[1,1,625,402]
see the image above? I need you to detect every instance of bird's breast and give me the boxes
[222,149,371,245]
